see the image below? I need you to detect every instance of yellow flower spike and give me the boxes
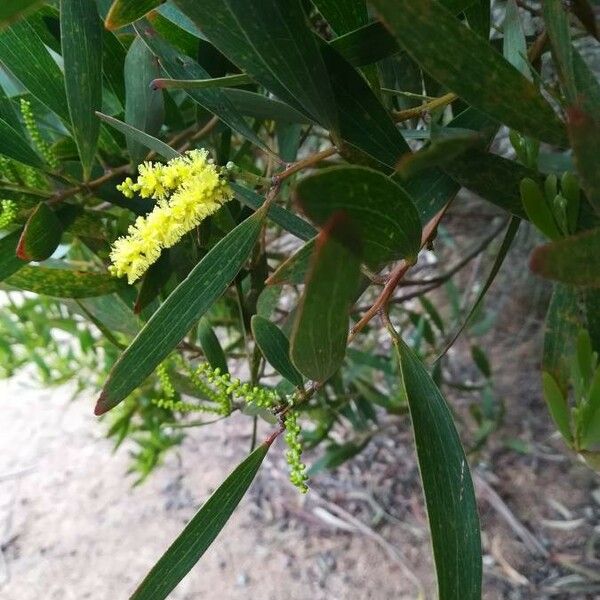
[109,149,234,284]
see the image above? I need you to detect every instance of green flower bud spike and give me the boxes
[284,410,309,494]
[0,199,17,229]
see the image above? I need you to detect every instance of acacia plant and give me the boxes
[1,0,599,598]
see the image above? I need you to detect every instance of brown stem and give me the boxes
[393,92,458,123]
[274,146,337,181]
[48,164,131,205]
[348,205,448,342]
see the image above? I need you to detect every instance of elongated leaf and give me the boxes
[392,334,481,600]
[105,0,162,30]
[266,238,316,286]
[313,0,367,35]
[61,0,103,180]
[543,0,577,103]
[530,227,600,287]
[329,0,477,67]
[6,267,121,297]
[567,107,600,216]
[0,1,45,29]
[96,208,266,414]
[503,0,530,79]
[436,217,520,360]
[0,117,44,168]
[173,0,337,129]
[198,317,228,373]
[0,80,23,133]
[152,73,253,91]
[131,443,269,600]
[0,19,69,121]
[543,284,580,392]
[96,112,179,161]
[223,89,312,124]
[251,315,303,386]
[321,42,410,170]
[295,165,422,267]
[443,150,534,219]
[232,183,316,242]
[290,217,361,381]
[124,36,164,165]
[16,202,63,261]
[370,0,567,146]
[542,371,573,442]
[0,229,27,282]
[329,21,398,67]
[135,23,272,155]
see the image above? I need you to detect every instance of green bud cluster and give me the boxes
[520,172,581,239]
[152,397,222,414]
[20,98,59,170]
[0,199,17,229]
[156,363,175,399]
[190,362,280,415]
[284,410,308,494]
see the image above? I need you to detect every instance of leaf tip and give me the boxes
[94,392,110,416]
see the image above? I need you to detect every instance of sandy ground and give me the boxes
[0,375,424,600]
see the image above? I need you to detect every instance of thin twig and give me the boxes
[274,146,337,181]
[348,205,449,342]
[393,92,458,123]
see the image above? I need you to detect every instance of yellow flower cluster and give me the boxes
[110,150,233,284]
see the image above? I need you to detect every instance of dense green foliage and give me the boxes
[1,1,600,598]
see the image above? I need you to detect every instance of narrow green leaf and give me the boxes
[136,24,273,155]
[328,0,477,67]
[223,89,313,124]
[443,150,534,219]
[6,266,121,298]
[251,315,303,386]
[0,117,44,168]
[0,19,69,121]
[464,0,490,38]
[567,107,600,216]
[95,209,266,414]
[173,0,338,129]
[0,229,27,282]
[542,0,577,104]
[290,217,361,382]
[329,21,398,67]
[130,443,269,600]
[392,334,481,600]
[503,0,530,79]
[573,49,600,117]
[542,371,573,443]
[61,0,103,180]
[96,112,179,161]
[0,1,45,29]
[232,183,317,242]
[370,0,567,146]
[0,79,24,133]
[530,227,600,287]
[520,177,561,239]
[124,36,164,165]
[152,73,253,91]
[544,284,580,392]
[16,202,63,261]
[313,0,367,35]
[266,238,316,286]
[397,131,483,179]
[295,165,422,267]
[198,317,228,374]
[321,42,410,170]
[105,0,163,30]
[436,217,520,360]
